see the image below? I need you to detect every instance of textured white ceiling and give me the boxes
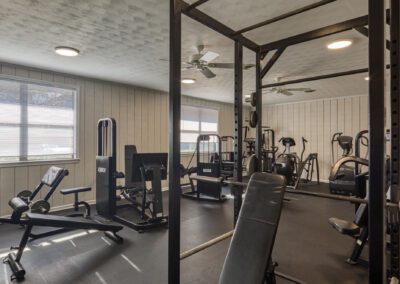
[0,0,372,104]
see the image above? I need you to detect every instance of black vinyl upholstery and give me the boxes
[328,217,360,236]
[41,166,66,187]
[219,173,286,284]
[60,187,92,195]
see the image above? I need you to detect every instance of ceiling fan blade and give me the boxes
[200,51,219,62]
[200,67,216,78]
[208,63,234,69]
[279,90,294,96]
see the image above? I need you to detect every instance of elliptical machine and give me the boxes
[329,131,368,196]
[275,137,298,185]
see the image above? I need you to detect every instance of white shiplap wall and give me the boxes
[263,95,369,181]
[0,62,235,215]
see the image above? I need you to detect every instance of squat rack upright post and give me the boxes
[168,0,182,283]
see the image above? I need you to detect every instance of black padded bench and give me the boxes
[60,186,92,216]
[328,203,368,264]
[219,172,286,284]
[1,197,123,281]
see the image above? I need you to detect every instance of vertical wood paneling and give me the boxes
[0,168,15,215]
[83,80,95,201]
[0,64,236,214]
[264,95,369,181]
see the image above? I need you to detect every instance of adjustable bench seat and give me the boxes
[219,172,286,284]
[60,187,91,195]
[328,217,360,236]
[190,175,225,184]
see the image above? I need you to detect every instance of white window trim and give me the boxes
[0,74,80,164]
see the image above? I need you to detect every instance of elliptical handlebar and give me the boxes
[331,132,343,143]
[300,137,307,162]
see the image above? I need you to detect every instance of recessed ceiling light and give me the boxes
[364,76,370,81]
[327,40,352,50]
[182,78,196,84]
[54,46,80,57]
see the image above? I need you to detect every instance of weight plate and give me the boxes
[31,200,50,214]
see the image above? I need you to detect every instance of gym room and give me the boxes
[0,0,395,283]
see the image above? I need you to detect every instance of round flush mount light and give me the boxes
[182,78,196,84]
[54,46,80,57]
[327,40,353,50]
[364,76,370,81]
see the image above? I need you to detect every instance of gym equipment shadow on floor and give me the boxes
[0,184,367,284]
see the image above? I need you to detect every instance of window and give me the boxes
[181,105,218,153]
[0,76,78,163]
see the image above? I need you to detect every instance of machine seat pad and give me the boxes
[328,217,360,236]
[26,213,123,232]
[60,187,92,195]
[219,173,286,284]
[190,175,224,184]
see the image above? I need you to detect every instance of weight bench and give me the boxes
[328,203,368,264]
[219,172,286,284]
[1,197,123,281]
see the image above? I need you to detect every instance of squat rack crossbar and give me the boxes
[169,0,389,283]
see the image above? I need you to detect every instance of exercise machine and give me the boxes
[275,137,299,186]
[122,145,169,231]
[96,118,168,232]
[328,156,369,265]
[262,128,278,173]
[183,134,226,202]
[13,166,91,240]
[330,130,369,196]
[293,137,320,190]
[1,187,122,281]
[221,135,235,178]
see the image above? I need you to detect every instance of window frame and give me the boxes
[181,105,219,154]
[0,74,80,166]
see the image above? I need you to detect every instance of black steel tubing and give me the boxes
[260,15,368,52]
[232,0,336,36]
[255,51,263,170]
[180,0,258,52]
[390,0,400,278]
[169,0,182,283]
[262,68,368,89]
[233,41,243,225]
[368,0,386,282]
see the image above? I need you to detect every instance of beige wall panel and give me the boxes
[264,95,368,181]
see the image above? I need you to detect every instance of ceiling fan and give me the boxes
[269,87,316,96]
[182,45,255,79]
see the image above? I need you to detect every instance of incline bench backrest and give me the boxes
[30,166,68,202]
[219,172,286,284]
[41,167,66,187]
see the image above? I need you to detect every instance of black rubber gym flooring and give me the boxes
[0,183,368,284]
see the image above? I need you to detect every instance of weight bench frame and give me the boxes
[1,212,123,281]
[27,186,92,241]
